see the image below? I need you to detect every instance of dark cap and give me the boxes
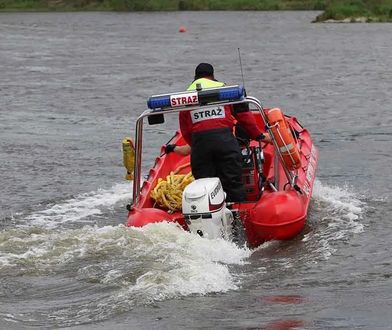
[194,63,214,79]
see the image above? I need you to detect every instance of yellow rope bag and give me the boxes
[150,163,194,211]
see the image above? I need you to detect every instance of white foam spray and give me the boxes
[0,179,368,326]
[302,179,365,260]
[24,183,132,228]
[0,222,251,325]
[312,179,364,231]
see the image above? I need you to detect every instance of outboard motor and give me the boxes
[182,177,233,240]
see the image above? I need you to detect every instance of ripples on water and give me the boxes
[0,180,365,328]
[1,10,391,329]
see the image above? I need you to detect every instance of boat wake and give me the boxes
[302,179,365,260]
[0,223,250,327]
[22,183,133,228]
[0,180,366,327]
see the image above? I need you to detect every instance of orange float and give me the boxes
[267,108,301,170]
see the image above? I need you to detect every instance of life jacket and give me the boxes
[180,78,235,141]
[179,78,262,145]
[187,77,225,91]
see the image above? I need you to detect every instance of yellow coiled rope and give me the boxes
[150,163,194,211]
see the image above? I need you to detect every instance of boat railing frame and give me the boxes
[132,96,296,206]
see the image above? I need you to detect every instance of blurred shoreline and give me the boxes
[0,1,390,23]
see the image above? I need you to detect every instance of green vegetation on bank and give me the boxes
[314,0,392,22]
[0,0,391,22]
[0,0,326,11]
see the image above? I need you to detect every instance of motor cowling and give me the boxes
[182,177,233,240]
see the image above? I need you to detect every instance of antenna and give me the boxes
[238,48,246,89]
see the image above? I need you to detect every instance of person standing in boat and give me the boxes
[169,63,270,202]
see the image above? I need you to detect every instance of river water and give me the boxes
[0,11,391,329]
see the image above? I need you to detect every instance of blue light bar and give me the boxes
[147,85,246,110]
[219,85,245,100]
[147,95,171,109]
[216,85,245,101]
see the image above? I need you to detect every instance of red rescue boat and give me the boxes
[124,85,318,248]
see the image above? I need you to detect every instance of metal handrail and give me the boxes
[131,96,296,206]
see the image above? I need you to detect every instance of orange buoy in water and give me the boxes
[178,26,187,33]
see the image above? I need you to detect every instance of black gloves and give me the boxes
[165,144,176,154]
[256,133,266,141]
